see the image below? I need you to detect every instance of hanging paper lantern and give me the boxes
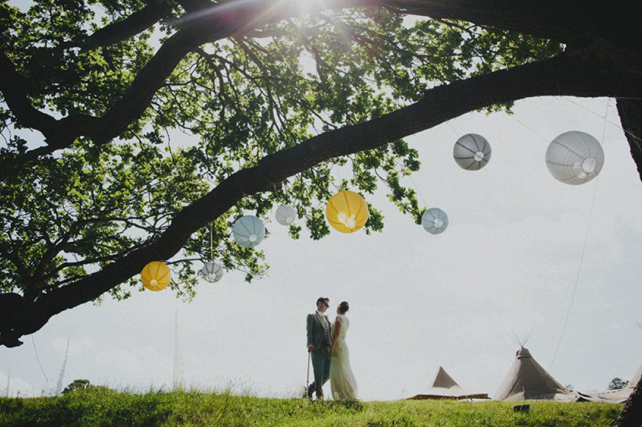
[141,261,171,291]
[232,215,265,248]
[422,208,449,235]
[326,190,369,233]
[453,133,492,170]
[545,131,604,185]
[200,261,224,283]
[275,205,297,226]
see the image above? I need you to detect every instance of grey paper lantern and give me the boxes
[275,205,297,226]
[453,133,492,170]
[233,215,265,248]
[422,208,449,234]
[546,131,604,185]
[200,261,224,283]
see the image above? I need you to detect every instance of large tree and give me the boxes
[1,0,642,422]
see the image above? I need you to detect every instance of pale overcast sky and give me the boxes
[2,96,642,401]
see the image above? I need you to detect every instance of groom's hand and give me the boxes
[308,345,315,352]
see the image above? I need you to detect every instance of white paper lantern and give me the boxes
[546,131,604,185]
[275,205,297,226]
[453,133,492,170]
[422,208,449,234]
[200,261,224,283]
[233,215,265,248]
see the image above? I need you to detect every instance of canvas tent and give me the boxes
[589,359,642,403]
[408,366,489,400]
[630,360,642,390]
[495,347,572,401]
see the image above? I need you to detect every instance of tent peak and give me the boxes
[516,347,532,359]
[431,367,460,389]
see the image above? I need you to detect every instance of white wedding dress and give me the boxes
[330,314,358,400]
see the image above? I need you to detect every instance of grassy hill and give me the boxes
[0,389,622,427]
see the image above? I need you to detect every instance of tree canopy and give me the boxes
[1,0,641,358]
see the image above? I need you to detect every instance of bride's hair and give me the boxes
[338,301,349,314]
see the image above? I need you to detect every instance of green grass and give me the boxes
[0,389,622,427]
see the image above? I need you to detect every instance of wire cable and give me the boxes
[31,336,49,382]
[534,98,609,399]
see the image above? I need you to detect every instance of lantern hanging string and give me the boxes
[390,95,431,204]
[407,169,429,209]
[505,112,550,144]
[601,98,610,143]
[210,223,214,261]
[535,98,609,399]
[311,130,341,192]
[378,119,429,208]
[426,91,460,138]
[561,96,642,146]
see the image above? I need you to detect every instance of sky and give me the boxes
[1,94,641,401]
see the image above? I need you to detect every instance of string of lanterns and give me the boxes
[141,130,604,290]
[201,224,224,283]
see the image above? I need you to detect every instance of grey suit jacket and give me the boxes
[307,312,331,350]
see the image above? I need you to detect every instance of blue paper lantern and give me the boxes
[422,208,449,234]
[233,215,265,248]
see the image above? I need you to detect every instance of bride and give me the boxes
[330,301,358,400]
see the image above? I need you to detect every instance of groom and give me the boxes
[307,297,332,400]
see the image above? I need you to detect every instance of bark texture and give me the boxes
[617,99,642,185]
[612,98,642,426]
[613,375,642,427]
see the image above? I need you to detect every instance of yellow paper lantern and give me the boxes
[141,261,171,291]
[326,190,369,233]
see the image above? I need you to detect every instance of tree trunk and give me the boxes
[617,99,642,185]
[613,376,642,427]
[612,99,642,426]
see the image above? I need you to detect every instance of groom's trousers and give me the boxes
[308,346,331,398]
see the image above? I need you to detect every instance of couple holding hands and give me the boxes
[306,297,358,401]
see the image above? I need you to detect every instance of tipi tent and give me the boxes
[408,366,489,400]
[631,361,642,390]
[592,360,642,403]
[495,347,571,401]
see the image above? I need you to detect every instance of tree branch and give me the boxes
[386,0,642,50]
[4,0,640,169]
[82,0,170,50]
[616,98,642,185]
[0,52,67,142]
[613,375,642,426]
[3,51,641,347]
[176,0,215,14]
